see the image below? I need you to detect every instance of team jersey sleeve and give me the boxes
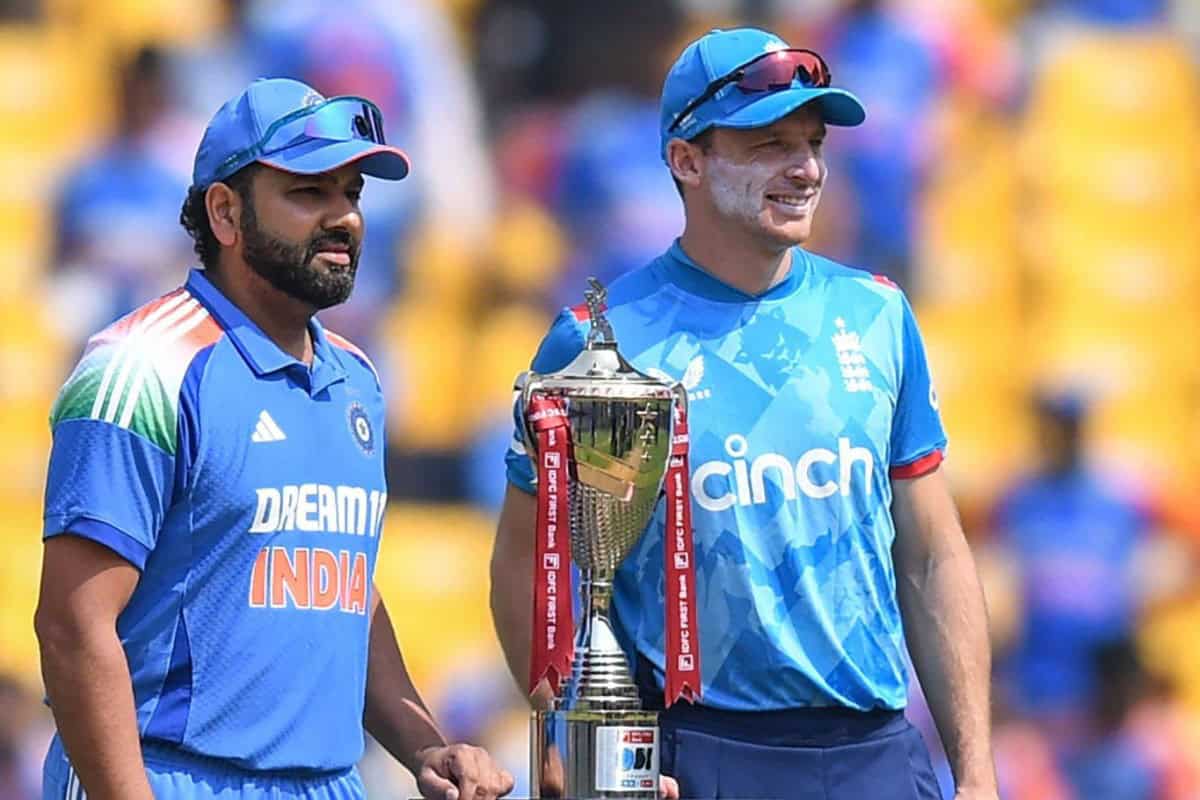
[504,309,588,494]
[889,294,948,479]
[42,346,189,569]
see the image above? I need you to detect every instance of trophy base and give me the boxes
[531,708,660,799]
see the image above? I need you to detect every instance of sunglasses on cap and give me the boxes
[213,96,389,180]
[668,48,833,134]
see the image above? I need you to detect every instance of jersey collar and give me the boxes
[659,239,808,302]
[186,269,346,394]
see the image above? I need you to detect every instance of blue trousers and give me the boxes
[657,702,942,800]
[43,736,366,799]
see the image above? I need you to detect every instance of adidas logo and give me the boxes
[251,410,286,443]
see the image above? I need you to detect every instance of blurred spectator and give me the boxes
[239,0,494,347]
[548,92,683,308]
[989,390,1156,734]
[0,675,51,800]
[803,0,945,286]
[1060,639,1165,800]
[46,45,194,351]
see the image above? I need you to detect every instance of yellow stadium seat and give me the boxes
[372,504,503,691]
[380,298,473,451]
[489,199,566,296]
[0,26,110,158]
[1023,137,1200,212]
[464,303,551,432]
[46,0,223,50]
[0,497,44,681]
[1026,31,1200,144]
[1023,219,1200,310]
[918,107,1022,312]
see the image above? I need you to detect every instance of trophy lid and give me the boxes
[534,278,674,396]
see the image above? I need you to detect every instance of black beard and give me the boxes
[240,202,359,310]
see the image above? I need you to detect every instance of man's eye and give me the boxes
[293,186,322,195]
[810,139,825,150]
[347,190,363,202]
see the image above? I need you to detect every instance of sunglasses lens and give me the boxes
[737,51,830,92]
[301,100,386,144]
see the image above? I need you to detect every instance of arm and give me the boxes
[488,483,554,709]
[892,468,998,799]
[364,587,513,800]
[34,535,153,800]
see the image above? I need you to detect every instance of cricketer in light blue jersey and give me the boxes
[491,26,996,800]
[506,240,947,711]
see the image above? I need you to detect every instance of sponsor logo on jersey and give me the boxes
[248,484,387,536]
[691,434,875,511]
[248,546,369,615]
[246,483,383,614]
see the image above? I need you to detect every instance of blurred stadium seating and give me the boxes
[4,1,1200,798]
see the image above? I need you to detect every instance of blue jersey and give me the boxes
[507,241,947,711]
[43,269,387,772]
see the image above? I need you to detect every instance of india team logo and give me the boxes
[347,402,374,455]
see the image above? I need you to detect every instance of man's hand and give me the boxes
[954,789,1000,800]
[660,774,680,798]
[415,744,514,800]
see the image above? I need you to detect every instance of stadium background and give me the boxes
[2,0,1200,797]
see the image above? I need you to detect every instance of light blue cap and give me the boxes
[659,28,867,159]
[192,78,410,188]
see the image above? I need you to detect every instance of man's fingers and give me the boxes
[446,747,481,799]
[497,767,515,796]
[660,774,681,799]
[418,765,460,800]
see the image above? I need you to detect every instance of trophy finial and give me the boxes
[584,277,616,347]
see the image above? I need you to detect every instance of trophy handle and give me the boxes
[515,370,547,456]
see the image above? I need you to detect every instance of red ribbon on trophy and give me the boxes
[664,403,700,705]
[529,394,574,695]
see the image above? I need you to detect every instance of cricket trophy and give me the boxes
[518,279,700,799]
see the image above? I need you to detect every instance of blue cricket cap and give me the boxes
[660,28,867,159]
[192,78,411,188]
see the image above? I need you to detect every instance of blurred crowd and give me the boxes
[3,0,1200,797]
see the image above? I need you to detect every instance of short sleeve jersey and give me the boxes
[43,269,387,771]
[506,242,947,711]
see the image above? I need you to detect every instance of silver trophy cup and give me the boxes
[519,280,683,799]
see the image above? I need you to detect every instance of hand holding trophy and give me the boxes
[517,279,700,799]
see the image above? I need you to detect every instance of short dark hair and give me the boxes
[670,129,714,199]
[179,164,259,270]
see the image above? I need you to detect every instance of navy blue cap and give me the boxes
[660,28,867,159]
[192,78,410,188]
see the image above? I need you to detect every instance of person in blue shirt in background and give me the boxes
[491,26,997,800]
[991,390,1154,739]
[35,78,512,800]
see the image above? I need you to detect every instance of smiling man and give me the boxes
[490,28,997,800]
[36,78,512,800]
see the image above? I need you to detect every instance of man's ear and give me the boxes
[206,182,242,247]
[666,137,705,191]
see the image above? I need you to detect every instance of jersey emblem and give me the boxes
[347,402,375,456]
[251,409,287,443]
[833,317,873,393]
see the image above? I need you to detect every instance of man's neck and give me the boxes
[206,262,315,366]
[677,222,793,297]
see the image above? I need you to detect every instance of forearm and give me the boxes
[363,593,448,775]
[38,624,152,800]
[490,484,556,709]
[897,534,995,792]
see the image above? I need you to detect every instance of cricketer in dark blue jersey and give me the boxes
[37,78,512,800]
[491,28,997,800]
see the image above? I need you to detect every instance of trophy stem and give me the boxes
[561,571,640,710]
